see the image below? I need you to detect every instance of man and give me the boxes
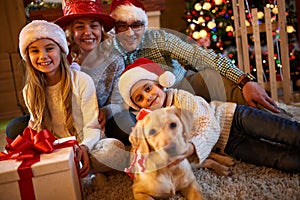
[108,0,280,113]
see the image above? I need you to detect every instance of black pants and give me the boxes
[105,109,136,146]
[6,114,30,139]
[225,105,300,173]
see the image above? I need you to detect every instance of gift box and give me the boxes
[0,138,82,200]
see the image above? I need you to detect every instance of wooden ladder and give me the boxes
[232,0,292,104]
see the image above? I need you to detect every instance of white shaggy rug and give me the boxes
[83,103,300,200]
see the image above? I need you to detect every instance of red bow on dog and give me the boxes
[136,108,152,121]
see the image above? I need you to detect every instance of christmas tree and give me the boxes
[184,0,300,92]
[184,0,235,53]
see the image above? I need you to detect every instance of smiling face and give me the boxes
[115,20,145,52]
[130,80,166,110]
[72,17,103,53]
[28,38,62,84]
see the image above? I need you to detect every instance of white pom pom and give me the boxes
[159,71,176,88]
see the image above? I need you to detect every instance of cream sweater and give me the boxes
[23,70,101,151]
[165,89,236,164]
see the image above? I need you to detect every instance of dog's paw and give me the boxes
[222,157,235,167]
[214,165,233,176]
[196,158,234,176]
[208,152,235,167]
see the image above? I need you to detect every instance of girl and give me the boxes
[18,20,126,177]
[118,57,300,173]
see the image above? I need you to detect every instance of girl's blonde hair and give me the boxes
[23,50,77,137]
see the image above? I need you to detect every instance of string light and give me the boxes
[202,2,212,10]
[214,0,223,6]
[184,0,298,89]
[287,25,295,33]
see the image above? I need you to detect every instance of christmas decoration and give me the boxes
[184,0,299,92]
[184,0,235,53]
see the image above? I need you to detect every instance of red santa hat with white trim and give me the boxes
[110,0,148,28]
[118,58,176,110]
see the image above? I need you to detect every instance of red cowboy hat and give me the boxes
[55,0,115,32]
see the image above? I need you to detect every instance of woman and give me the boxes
[55,0,132,146]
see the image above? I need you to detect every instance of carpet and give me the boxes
[83,102,300,200]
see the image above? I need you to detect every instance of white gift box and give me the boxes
[0,143,82,200]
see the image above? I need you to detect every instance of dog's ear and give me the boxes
[129,121,151,155]
[171,106,193,139]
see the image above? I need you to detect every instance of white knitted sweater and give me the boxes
[23,70,101,151]
[165,89,236,164]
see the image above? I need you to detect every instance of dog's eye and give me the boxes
[169,122,177,129]
[149,129,156,135]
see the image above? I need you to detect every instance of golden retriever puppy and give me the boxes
[126,106,204,200]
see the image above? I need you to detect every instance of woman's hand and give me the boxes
[75,145,90,178]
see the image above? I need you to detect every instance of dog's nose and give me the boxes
[164,142,176,154]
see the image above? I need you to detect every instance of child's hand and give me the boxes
[75,145,90,178]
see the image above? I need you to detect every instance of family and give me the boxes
[6,0,300,190]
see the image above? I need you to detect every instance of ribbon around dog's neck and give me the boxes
[124,148,146,179]
[124,109,151,179]
[136,108,152,121]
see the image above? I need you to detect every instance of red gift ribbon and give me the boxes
[0,127,81,200]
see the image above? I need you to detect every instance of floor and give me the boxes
[0,129,6,151]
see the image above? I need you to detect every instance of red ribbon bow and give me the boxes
[0,127,56,161]
[0,127,80,200]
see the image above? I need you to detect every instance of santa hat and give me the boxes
[19,20,69,61]
[110,0,148,28]
[55,0,115,32]
[118,58,175,110]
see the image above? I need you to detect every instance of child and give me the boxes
[17,20,126,177]
[118,57,300,173]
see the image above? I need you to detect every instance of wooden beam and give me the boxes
[278,0,292,103]
[252,8,264,86]
[264,7,278,100]
[235,22,279,35]
[232,0,244,69]
[239,0,250,73]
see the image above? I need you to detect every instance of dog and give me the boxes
[126,106,203,199]
[126,106,235,199]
